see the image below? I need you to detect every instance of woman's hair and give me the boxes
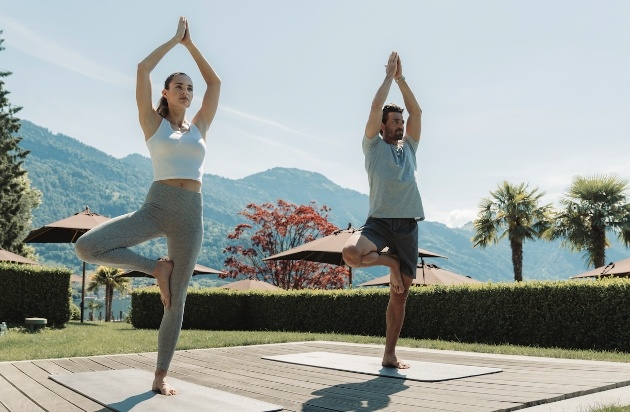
[157,72,188,118]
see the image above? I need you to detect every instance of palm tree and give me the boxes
[86,266,129,322]
[86,300,103,321]
[472,181,551,282]
[544,174,630,269]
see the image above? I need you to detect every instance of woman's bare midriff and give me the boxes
[158,178,201,193]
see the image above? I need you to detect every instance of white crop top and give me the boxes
[146,117,206,182]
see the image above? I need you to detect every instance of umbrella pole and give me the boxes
[349,267,352,289]
[81,262,86,324]
[421,257,426,285]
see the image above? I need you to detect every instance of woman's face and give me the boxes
[163,74,193,109]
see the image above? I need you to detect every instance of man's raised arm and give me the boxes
[395,56,422,142]
[365,51,399,139]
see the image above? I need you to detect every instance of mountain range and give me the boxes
[16,120,630,284]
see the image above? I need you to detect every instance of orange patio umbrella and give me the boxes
[120,263,225,278]
[23,207,110,323]
[570,257,630,279]
[358,263,482,287]
[263,227,447,288]
[0,248,40,265]
[220,278,280,291]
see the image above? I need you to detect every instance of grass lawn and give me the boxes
[2,320,630,363]
[2,321,630,411]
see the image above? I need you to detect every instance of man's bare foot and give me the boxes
[386,255,405,294]
[382,354,410,369]
[152,376,178,396]
[152,258,173,308]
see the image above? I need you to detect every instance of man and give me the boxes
[342,51,424,369]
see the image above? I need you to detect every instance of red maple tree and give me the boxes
[223,200,349,290]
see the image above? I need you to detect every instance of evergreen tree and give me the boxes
[0,31,41,254]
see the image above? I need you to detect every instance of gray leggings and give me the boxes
[75,181,203,370]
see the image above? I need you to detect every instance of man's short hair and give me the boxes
[380,104,404,135]
[382,103,404,124]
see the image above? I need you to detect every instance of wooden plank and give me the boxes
[66,357,112,372]
[153,354,299,409]
[177,348,525,408]
[178,343,629,410]
[4,341,630,411]
[82,355,131,370]
[168,350,518,411]
[30,360,73,376]
[12,361,104,412]
[0,373,44,412]
[0,363,78,412]
[249,343,630,397]
[49,358,96,373]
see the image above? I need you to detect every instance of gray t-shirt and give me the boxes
[363,134,425,220]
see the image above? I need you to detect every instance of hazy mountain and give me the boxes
[17,120,630,283]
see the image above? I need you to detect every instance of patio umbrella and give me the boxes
[120,263,225,278]
[219,278,280,291]
[358,263,482,287]
[0,248,40,265]
[570,257,630,279]
[263,227,447,288]
[70,274,83,284]
[23,207,110,323]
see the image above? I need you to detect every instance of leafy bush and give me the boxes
[70,302,81,320]
[0,263,72,326]
[130,279,630,352]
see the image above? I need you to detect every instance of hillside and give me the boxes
[16,120,630,283]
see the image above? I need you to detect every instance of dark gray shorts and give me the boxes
[360,217,418,279]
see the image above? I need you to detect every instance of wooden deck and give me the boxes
[2,341,630,411]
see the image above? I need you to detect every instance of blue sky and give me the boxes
[1,1,629,228]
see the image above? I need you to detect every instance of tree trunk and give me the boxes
[510,238,523,282]
[105,286,112,322]
[592,225,607,269]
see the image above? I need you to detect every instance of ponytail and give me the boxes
[157,96,169,118]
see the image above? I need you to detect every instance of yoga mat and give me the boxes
[263,351,501,382]
[50,369,283,412]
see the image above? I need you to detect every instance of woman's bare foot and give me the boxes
[382,354,410,369]
[152,374,178,396]
[152,258,174,308]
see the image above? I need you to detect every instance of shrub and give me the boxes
[0,263,72,326]
[130,279,630,352]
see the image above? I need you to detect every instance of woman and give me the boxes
[75,16,220,395]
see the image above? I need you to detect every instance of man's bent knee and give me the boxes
[342,246,361,268]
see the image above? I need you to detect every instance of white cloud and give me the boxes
[0,14,133,87]
[446,209,477,228]
[218,105,326,143]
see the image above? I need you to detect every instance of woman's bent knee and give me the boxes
[75,235,95,262]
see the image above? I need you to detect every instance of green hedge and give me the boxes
[0,263,72,326]
[402,280,630,351]
[130,279,630,352]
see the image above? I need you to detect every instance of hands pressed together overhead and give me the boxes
[385,51,404,80]
[173,16,192,46]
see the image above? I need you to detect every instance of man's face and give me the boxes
[381,112,405,142]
